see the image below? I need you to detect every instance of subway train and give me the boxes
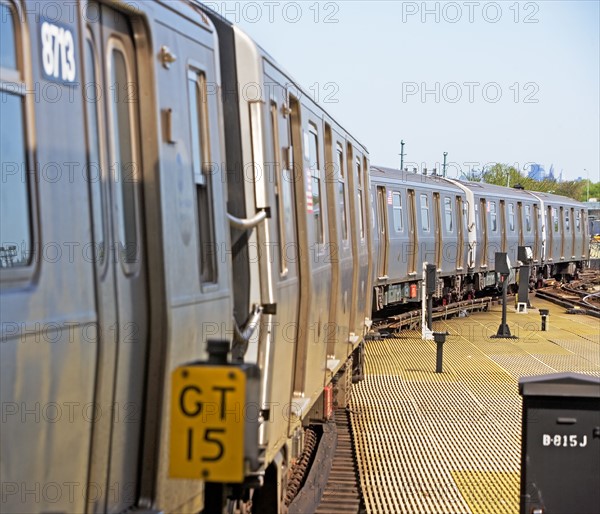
[0,1,589,514]
[370,166,589,311]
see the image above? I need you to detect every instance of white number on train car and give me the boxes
[41,21,76,82]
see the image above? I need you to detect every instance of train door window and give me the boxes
[271,101,288,275]
[489,201,497,231]
[552,207,559,232]
[525,205,532,232]
[0,1,32,269]
[508,203,515,232]
[84,32,107,269]
[420,194,430,232]
[1,1,17,69]
[308,123,324,244]
[444,197,453,232]
[109,43,140,270]
[392,192,403,232]
[337,143,348,241]
[356,157,365,240]
[188,69,217,283]
[576,210,581,232]
[565,208,570,232]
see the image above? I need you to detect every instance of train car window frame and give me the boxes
[392,192,403,232]
[84,29,109,277]
[337,142,348,242]
[188,66,217,285]
[308,122,324,245]
[489,201,497,232]
[576,210,581,232]
[444,196,453,232]
[0,0,38,279]
[420,193,430,232]
[552,207,559,232]
[564,208,570,232]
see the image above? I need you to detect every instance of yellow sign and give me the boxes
[170,366,246,482]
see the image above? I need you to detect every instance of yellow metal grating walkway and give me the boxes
[351,296,600,513]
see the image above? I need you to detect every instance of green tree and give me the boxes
[477,163,599,202]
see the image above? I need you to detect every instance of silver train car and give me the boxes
[0,1,371,513]
[371,166,589,310]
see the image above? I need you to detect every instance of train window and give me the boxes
[444,197,453,232]
[576,210,581,231]
[489,201,497,231]
[308,124,324,244]
[0,2,17,69]
[552,207,559,232]
[84,35,106,266]
[356,157,365,239]
[392,192,403,232]
[110,47,139,266]
[188,69,217,283]
[337,144,348,241]
[508,203,515,232]
[565,209,570,232]
[525,205,532,232]
[420,194,430,232]
[0,1,32,269]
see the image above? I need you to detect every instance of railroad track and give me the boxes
[535,269,600,317]
[373,296,493,333]
[315,409,363,514]
[288,409,363,514]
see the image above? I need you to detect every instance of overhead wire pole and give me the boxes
[442,152,447,177]
[399,140,405,171]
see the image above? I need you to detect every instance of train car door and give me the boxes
[407,189,418,275]
[559,207,565,259]
[479,198,488,267]
[87,4,149,511]
[570,208,576,258]
[500,200,507,253]
[533,204,541,263]
[456,196,464,270]
[376,186,389,278]
[580,209,588,258]
[517,202,524,246]
[433,193,442,269]
[547,206,554,261]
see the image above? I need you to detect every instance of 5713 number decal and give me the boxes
[41,21,76,83]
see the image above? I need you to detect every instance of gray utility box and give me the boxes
[519,373,600,514]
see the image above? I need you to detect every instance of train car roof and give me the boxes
[456,179,584,206]
[371,166,464,192]
[454,179,535,200]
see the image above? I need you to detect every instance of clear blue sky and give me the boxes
[212,1,599,182]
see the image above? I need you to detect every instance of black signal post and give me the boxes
[492,253,517,339]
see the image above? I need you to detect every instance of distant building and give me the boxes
[528,163,545,181]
